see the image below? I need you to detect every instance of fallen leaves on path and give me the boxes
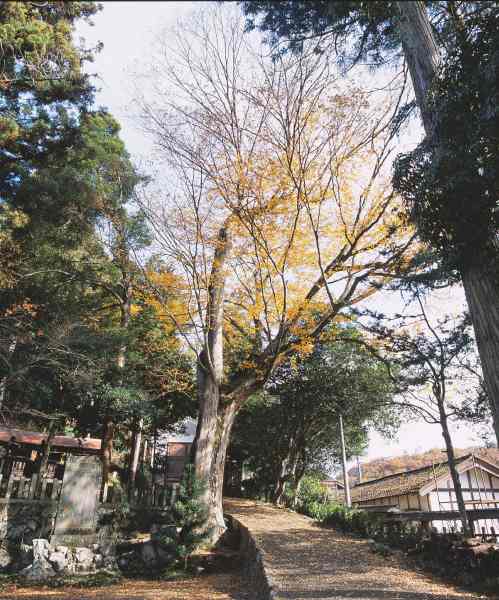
[225,498,496,600]
[0,573,251,600]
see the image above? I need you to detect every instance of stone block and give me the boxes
[55,545,69,557]
[20,557,56,581]
[48,551,67,573]
[32,539,50,561]
[0,547,13,570]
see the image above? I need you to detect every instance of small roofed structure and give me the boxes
[0,427,101,454]
[322,478,345,502]
[0,427,101,501]
[351,453,499,533]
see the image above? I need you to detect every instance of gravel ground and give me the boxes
[225,498,496,600]
[0,572,252,600]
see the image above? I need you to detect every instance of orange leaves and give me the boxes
[138,268,190,334]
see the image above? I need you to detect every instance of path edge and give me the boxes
[225,513,281,600]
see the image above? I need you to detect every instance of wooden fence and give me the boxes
[364,506,499,538]
[0,456,63,501]
[0,453,183,509]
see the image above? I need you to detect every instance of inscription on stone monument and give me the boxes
[52,454,101,544]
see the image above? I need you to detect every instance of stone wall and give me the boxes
[226,514,279,600]
[0,499,58,544]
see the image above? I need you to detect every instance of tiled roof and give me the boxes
[0,427,101,452]
[351,455,471,503]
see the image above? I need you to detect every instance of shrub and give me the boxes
[157,465,211,569]
[294,475,328,513]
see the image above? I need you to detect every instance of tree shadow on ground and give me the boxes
[277,590,476,599]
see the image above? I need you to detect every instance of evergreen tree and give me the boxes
[159,465,210,570]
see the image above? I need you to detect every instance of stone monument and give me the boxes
[51,454,102,546]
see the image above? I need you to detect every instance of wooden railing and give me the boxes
[102,478,180,508]
[364,506,499,537]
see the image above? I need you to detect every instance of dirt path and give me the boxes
[0,572,251,599]
[225,498,494,600]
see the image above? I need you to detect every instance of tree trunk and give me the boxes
[292,464,306,508]
[396,2,499,445]
[35,420,57,498]
[194,223,234,538]
[462,267,499,441]
[101,417,114,501]
[272,439,295,505]
[195,379,238,538]
[128,419,143,500]
[438,402,471,535]
[396,1,440,135]
[0,337,16,412]
[339,414,351,507]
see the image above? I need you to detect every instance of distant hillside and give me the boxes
[348,447,499,485]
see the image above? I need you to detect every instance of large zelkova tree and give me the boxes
[137,7,413,535]
[239,1,499,444]
[228,334,397,505]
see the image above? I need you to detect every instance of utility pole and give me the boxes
[356,455,362,484]
[339,413,351,507]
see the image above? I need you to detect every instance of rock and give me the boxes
[93,553,104,568]
[19,543,33,566]
[117,550,135,570]
[92,543,100,552]
[75,547,93,562]
[55,545,69,557]
[0,547,12,571]
[141,541,158,566]
[100,541,116,557]
[104,555,119,571]
[32,539,50,561]
[156,544,175,566]
[48,551,67,573]
[20,557,56,581]
[75,547,94,572]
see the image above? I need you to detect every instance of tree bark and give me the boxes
[462,268,499,440]
[339,413,352,507]
[35,420,57,498]
[292,466,306,508]
[0,337,16,412]
[128,419,143,500]
[272,437,297,505]
[396,1,440,135]
[194,223,234,538]
[396,2,499,445]
[101,416,114,501]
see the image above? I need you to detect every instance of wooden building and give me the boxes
[351,453,499,533]
[321,478,345,502]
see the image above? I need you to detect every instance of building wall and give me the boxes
[355,465,499,534]
[428,466,499,533]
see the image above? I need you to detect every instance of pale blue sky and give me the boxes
[75,1,488,463]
